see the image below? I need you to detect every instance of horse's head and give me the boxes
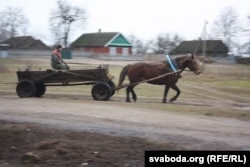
[176,54,201,74]
[186,54,201,75]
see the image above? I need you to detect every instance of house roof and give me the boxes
[2,36,49,49]
[71,32,132,47]
[170,40,229,54]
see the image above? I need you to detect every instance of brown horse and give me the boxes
[117,54,201,103]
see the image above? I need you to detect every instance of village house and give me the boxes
[170,40,229,57]
[2,36,49,50]
[70,31,132,56]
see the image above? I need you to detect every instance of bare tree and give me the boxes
[240,16,250,54]
[154,33,183,54]
[0,7,28,41]
[50,0,86,47]
[211,7,241,51]
[127,35,149,55]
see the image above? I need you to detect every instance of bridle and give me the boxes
[174,55,201,74]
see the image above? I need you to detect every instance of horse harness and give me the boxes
[166,55,179,72]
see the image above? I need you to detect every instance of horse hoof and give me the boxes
[169,99,176,103]
[162,100,167,103]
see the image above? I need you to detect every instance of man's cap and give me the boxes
[55,44,62,49]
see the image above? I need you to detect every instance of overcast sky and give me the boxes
[0,0,250,45]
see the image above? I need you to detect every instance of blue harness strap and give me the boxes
[166,55,178,72]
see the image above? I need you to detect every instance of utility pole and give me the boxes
[202,21,208,57]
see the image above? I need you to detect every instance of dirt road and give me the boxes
[0,94,249,150]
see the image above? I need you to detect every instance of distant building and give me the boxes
[0,44,10,58]
[70,31,132,56]
[2,36,49,50]
[170,40,229,57]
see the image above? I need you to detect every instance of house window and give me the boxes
[110,47,116,56]
[122,48,129,56]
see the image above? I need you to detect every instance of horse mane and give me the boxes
[173,54,192,60]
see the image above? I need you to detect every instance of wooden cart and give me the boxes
[16,65,115,101]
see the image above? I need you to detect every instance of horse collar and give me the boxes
[166,55,178,72]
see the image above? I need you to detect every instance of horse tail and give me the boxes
[117,64,130,89]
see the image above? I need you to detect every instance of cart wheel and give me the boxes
[108,80,116,97]
[35,83,46,97]
[16,80,36,98]
[91,82,111,101]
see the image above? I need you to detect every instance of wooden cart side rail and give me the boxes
[33,71,61,82]
[17,70,61,83]
[17,68,112,83]
[62,71,109,81]
[113,70,182,91]
[44,81,98,86]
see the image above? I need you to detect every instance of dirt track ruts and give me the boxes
[0,95,250,150]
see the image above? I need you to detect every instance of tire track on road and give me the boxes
[182,83,250,102]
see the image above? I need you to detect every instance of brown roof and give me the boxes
[2,36,49,49]
[170,40,229,54]
[70,32,132,47]
[71,32,118,47]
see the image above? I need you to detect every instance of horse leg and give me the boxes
[162,85,170,103]
[130,85,137,102]
[126,85,137,102]
[169,84,181,102]
[126,86,131,102]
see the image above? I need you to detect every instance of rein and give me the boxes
[183,69,193,72]
[115,69,182,91]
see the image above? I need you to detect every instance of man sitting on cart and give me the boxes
[51,44,70,70]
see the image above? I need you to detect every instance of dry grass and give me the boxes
[1,57,250,120]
